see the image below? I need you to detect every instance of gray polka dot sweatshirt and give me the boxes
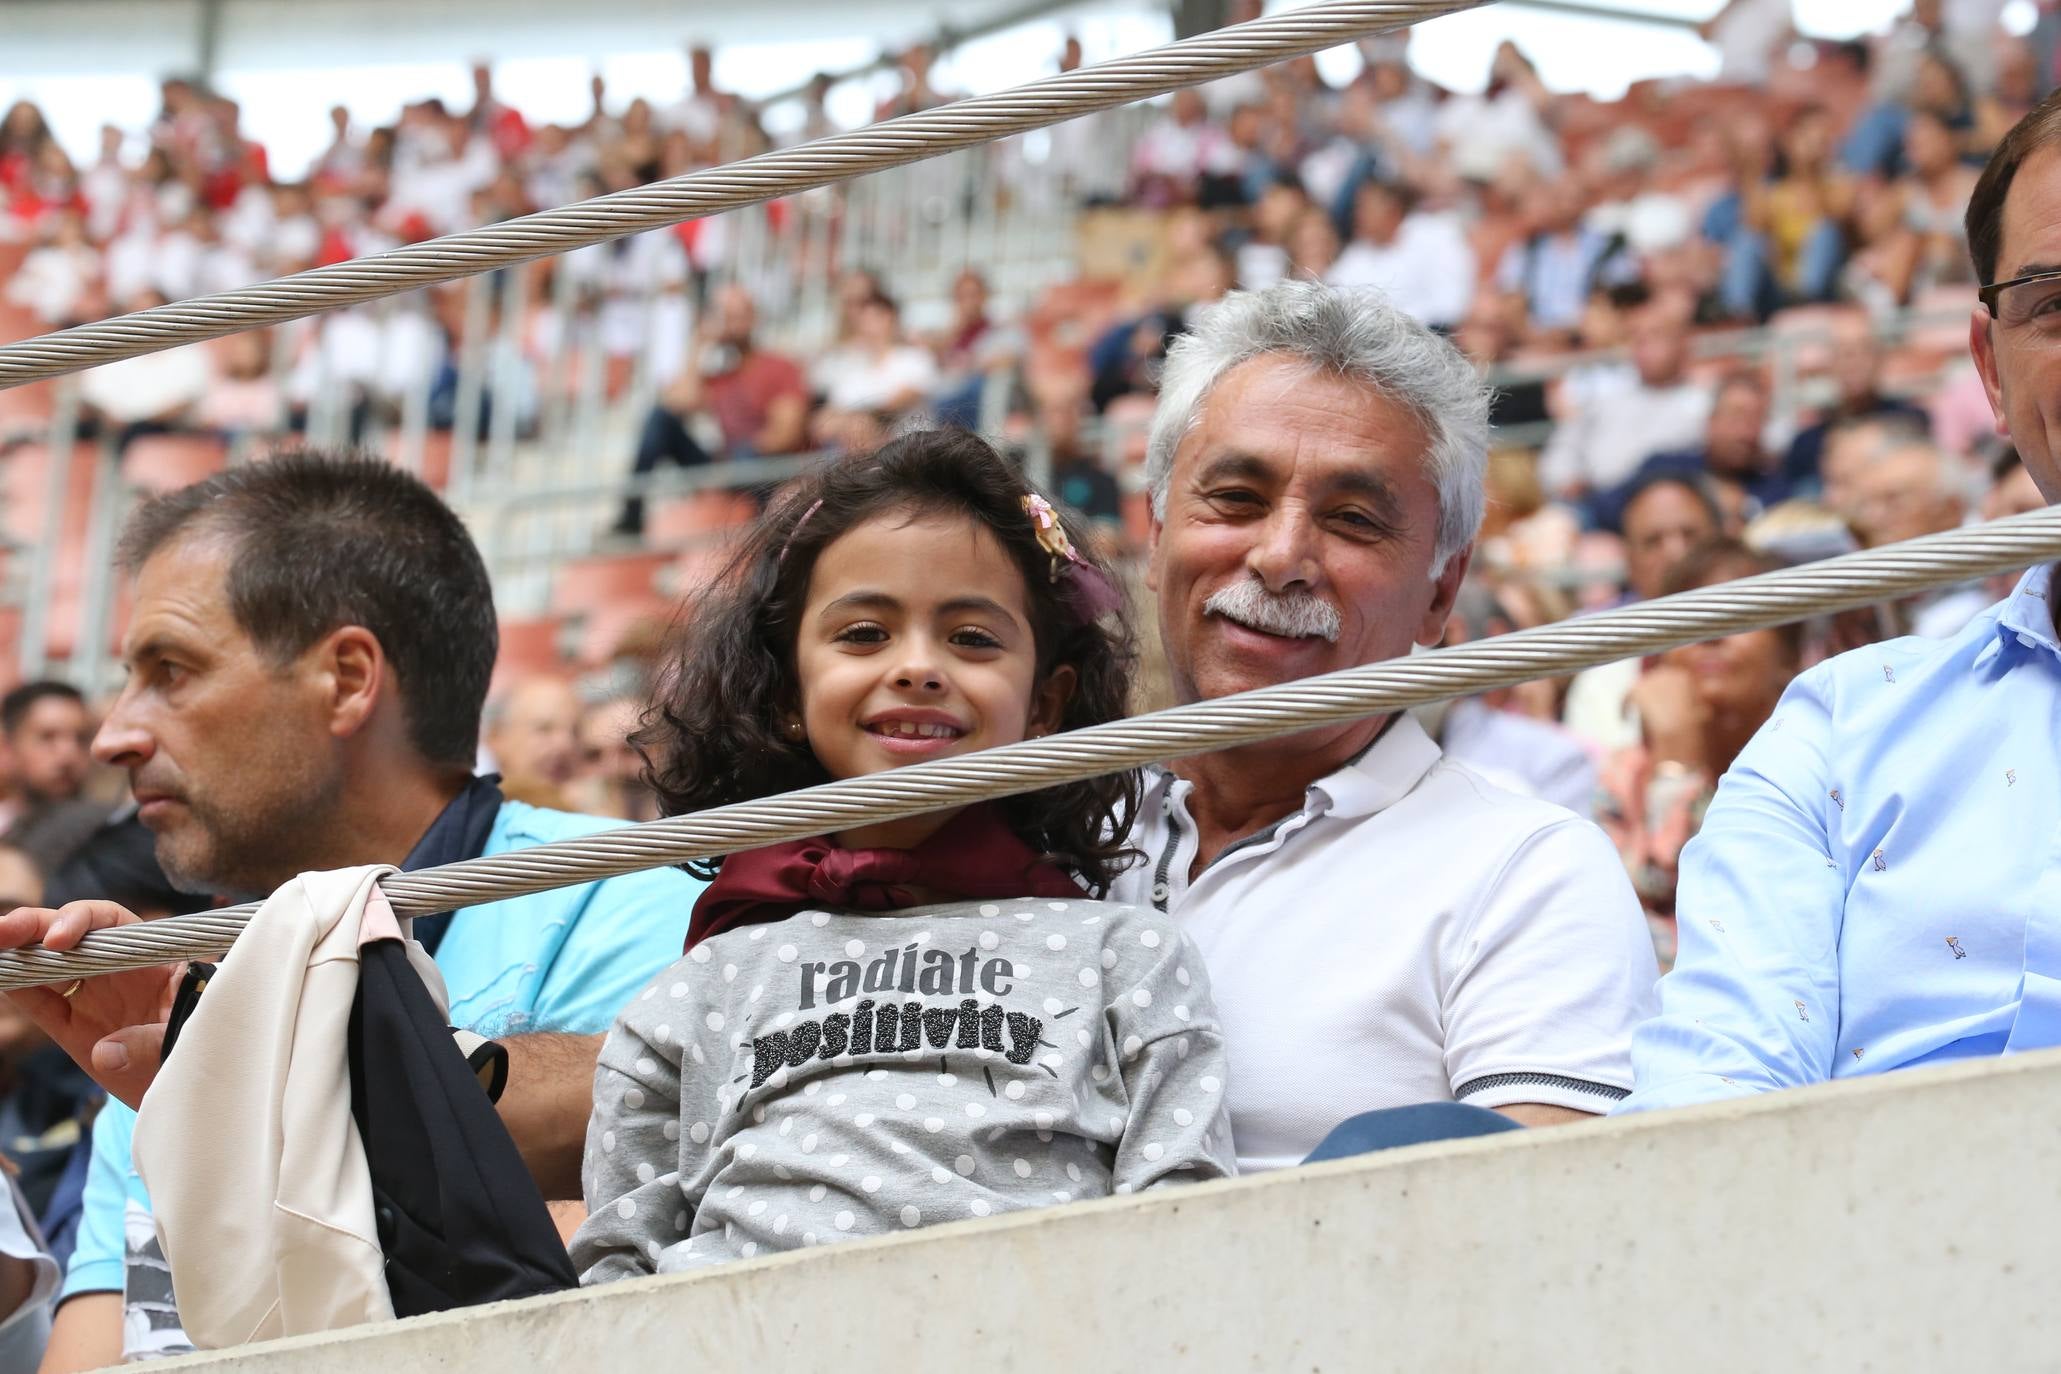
[573,898,1236,1277]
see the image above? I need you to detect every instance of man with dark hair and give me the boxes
[611,284,809,536]
[0,450,699,1370]
[0,682,107,880]
[1620,89,2061,1115]
[1594,370,1789,531]
[1779,309,1932,493]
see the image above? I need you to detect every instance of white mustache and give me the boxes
[1203,578,1341,642]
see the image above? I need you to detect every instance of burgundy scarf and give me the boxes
[686,805,1085,950]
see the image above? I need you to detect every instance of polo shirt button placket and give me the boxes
[1151,881,1171,904]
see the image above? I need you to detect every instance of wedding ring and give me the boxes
[58,980,82,999]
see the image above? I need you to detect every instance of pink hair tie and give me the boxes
[776,498,824,565]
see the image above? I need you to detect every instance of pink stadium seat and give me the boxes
[494,616,569,682]
[644,490,756,547]
[0,381,54,438]
[549,551,671,617]
[123,433,228,493]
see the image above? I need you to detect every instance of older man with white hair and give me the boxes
[1111,280,1658,1169]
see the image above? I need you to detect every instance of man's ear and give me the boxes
[1416,541,1474,647]
[1970,307,2010,438]
[1029,664,1078,739]
[1144,503,1164,595]
[319,625,387,742]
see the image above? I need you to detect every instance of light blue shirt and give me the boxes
[1619,566,2059,1114]
[61,800,701,1340]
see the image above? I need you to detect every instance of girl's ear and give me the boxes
[1028,664,1077,739]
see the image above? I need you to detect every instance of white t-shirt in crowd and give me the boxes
[1109,714,1659,1172]
[819,344,941,413]
[79,344,211,424]
[1538,379,1712,497]
[1324,214,1477,330]
[1434,89,1562,181]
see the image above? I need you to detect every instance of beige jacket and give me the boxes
[133,865,449,1349]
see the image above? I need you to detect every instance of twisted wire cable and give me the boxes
[0,0,1487,389]
[4,507,2056,989]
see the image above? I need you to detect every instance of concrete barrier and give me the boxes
[150,1050,2061,1372]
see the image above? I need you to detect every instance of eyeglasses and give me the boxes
[1980,267,2061,334]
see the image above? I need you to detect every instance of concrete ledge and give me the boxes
[152,1051,2061,1372]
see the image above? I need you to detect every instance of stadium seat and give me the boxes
[549,551,672,618]
[494,616,570,681]
[0,380,55,440]
[644,490,757,547]
[123,433,229,493]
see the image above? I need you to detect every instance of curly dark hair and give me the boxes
[639,428,1139,893]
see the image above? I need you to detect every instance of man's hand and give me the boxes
[0,902,183,1110]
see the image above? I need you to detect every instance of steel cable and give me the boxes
[0,0,1488,389]
[2,507,2054,988]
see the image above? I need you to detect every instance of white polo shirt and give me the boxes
[1109,714,1659,1172]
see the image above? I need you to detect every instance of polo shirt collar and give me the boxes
[1307,712,1444,820]
[1145,711,1440,812]
[1994,564,2059,662]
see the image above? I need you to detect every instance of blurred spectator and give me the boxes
[927,269,1020,428]
[1981,447,2044,600]
[0,840,96,1283]
[1234,176,1311,290]
[5,212,99,325]
[1284,203,1341,281]
[614,285,809,536]
[1025,369,1122,530]
[1539,299,1711,500]
[1819,411,1932,525]
[810,291,940,450]
[1847,437,1986,637]
[1724,105,1855,317]
[1434,41,1560,181]
[1702,0,1794,86]
[1130,88,1237,208]
[481,675,580,809]
[1561,472,1724,754]
[1496,178,1613,342]
[466,62,532,161]
[876,43,957,121]
[1088,247,1233,412]
[1898,105,1980,293]
[0,844,38,911]
[1602,370,1789,529]
[1847,437,1967,550]
[1618,473,1726,606]
[1781,310,1932,491]
[1454,299,1548,429]
[0,684,107,880]
[1426,580,1597,818]
[75,293,210,447]
[665,44,727,152]
[1323,179,1474,329]
[1597,539,1805,968]
[194,328,285,440]
[566,697,657,824]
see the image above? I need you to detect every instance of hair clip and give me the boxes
[1021,494,1122,624]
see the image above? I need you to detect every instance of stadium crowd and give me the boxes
[0,0,2057,1363]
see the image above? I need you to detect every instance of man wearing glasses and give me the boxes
[1616,91,2061,1113]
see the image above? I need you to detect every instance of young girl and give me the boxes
[573,429,1235,1278]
